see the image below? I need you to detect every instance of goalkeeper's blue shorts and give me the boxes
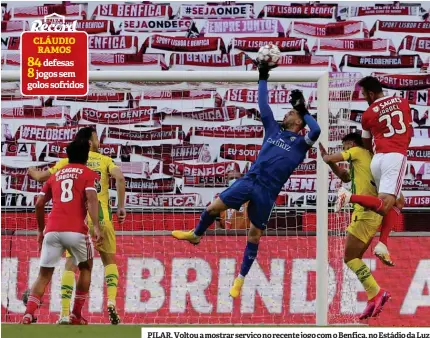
[219,174,277,230]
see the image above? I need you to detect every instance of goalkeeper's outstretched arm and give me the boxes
[257,64,279,134]
[303,113,321,144]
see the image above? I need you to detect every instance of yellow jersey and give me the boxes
[49,151,117,219]
[341,146,381,221]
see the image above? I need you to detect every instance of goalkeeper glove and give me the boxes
[257,61,277,81]
[289,89,309,115]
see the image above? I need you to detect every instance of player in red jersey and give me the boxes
[336,76,412,313]
[22,140,103,325]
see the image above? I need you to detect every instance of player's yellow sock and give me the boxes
[105,264,119,306]
[60,271,75,317]
[346,258,380,300]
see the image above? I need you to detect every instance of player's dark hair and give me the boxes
[342,132,364,147]
[357,76,383,94]
[74,126,96,143]
[67,140,89,164]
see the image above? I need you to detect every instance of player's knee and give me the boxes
[395,195,405,210]
[247,225,262,244]
[100,252,116,266]
[78,260,93,272]
[206,207,219,217]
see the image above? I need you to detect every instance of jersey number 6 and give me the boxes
[60,179,74,202]
[378,110,407,138]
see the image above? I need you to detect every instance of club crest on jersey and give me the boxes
[290,137,296,142]
[373,106,380,113]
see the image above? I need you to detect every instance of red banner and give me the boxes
[18,125,80,142]
[226,89,290,104]
[290,21,367,38]
[1,106,64,119]
[402,179,430,191]
[123,19,192,32]
[179,4,253,19]
[69,20,114,34]
[80,107,158,124]
[283,176,342,192]
[139,90,213,101]
[351,6,416,16]
[134,144,207,161]
[292,160,317,175]
[278,55,336,70]
[5,174,43,193]
[163,106,248,122]
[1,20,28,32]
[88,36,137,50]
[202,19,282,35]
[106,126,181,141]
[1,36,20,50]
[1,142,35,159]
[163,161,239,178]
[46,143,119,159]
[407,146,430,162]
[193,125,264,138]
[2,236,429,326]
[400,36,430,53]
[220,144,262,161]
[56,92,127,102]
[262,4,335,19]
[1,163,51,176]
[404,195,430,207]
[316,38,395,53]
[148,35,222,52]
[341,55,422,69]
[125,193,200,207]
[93,4,172,18]
[232,37,306,52]
[171,53,251,67]
[12,4,82,18]
[91,54,167,69]
[372,73,430,90]
[112,177,175,193]
[375,21,430,33]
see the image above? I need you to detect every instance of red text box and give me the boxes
[21,31,88,96]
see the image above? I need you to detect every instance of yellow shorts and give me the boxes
[66,208,116,258]
[347,211,383,244]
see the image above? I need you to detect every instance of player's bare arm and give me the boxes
[110,167,126,224]
[361,130,373,152]
[318,143,351,183]
[35,194,49,252]
[86,189,103,247]
[28,167,51,182]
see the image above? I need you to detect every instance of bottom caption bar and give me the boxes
[142,328,430,338]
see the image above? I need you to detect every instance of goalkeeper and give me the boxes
[172,62,321,298]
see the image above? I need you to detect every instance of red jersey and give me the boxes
[41,163,99,234]
[362,96,412,155]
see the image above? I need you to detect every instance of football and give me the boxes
[257,44,281,67]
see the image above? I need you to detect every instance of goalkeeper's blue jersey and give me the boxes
[246,81,319,193]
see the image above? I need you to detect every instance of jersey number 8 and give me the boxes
[60,179,74,202]
[378,110,407,138]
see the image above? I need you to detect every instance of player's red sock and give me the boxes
[72,290,88,318]
[379,207,400,246]
[350,195,384,213]
[25,294,41,316]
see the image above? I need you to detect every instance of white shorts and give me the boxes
[370,153,407,198]
[40,232,94,268]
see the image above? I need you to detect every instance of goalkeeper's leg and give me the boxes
[172,198,229,244]
[230,223,262,298]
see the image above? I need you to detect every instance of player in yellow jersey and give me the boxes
[28,127,126,325]
[319,133,403,320]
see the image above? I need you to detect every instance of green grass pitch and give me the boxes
[1,324,143,338]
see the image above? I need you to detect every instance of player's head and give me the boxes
[75,126,99,152]
[67,140,90,164]
[341,132,364,151]
[357,76,384,105]
[282,109,306,132]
